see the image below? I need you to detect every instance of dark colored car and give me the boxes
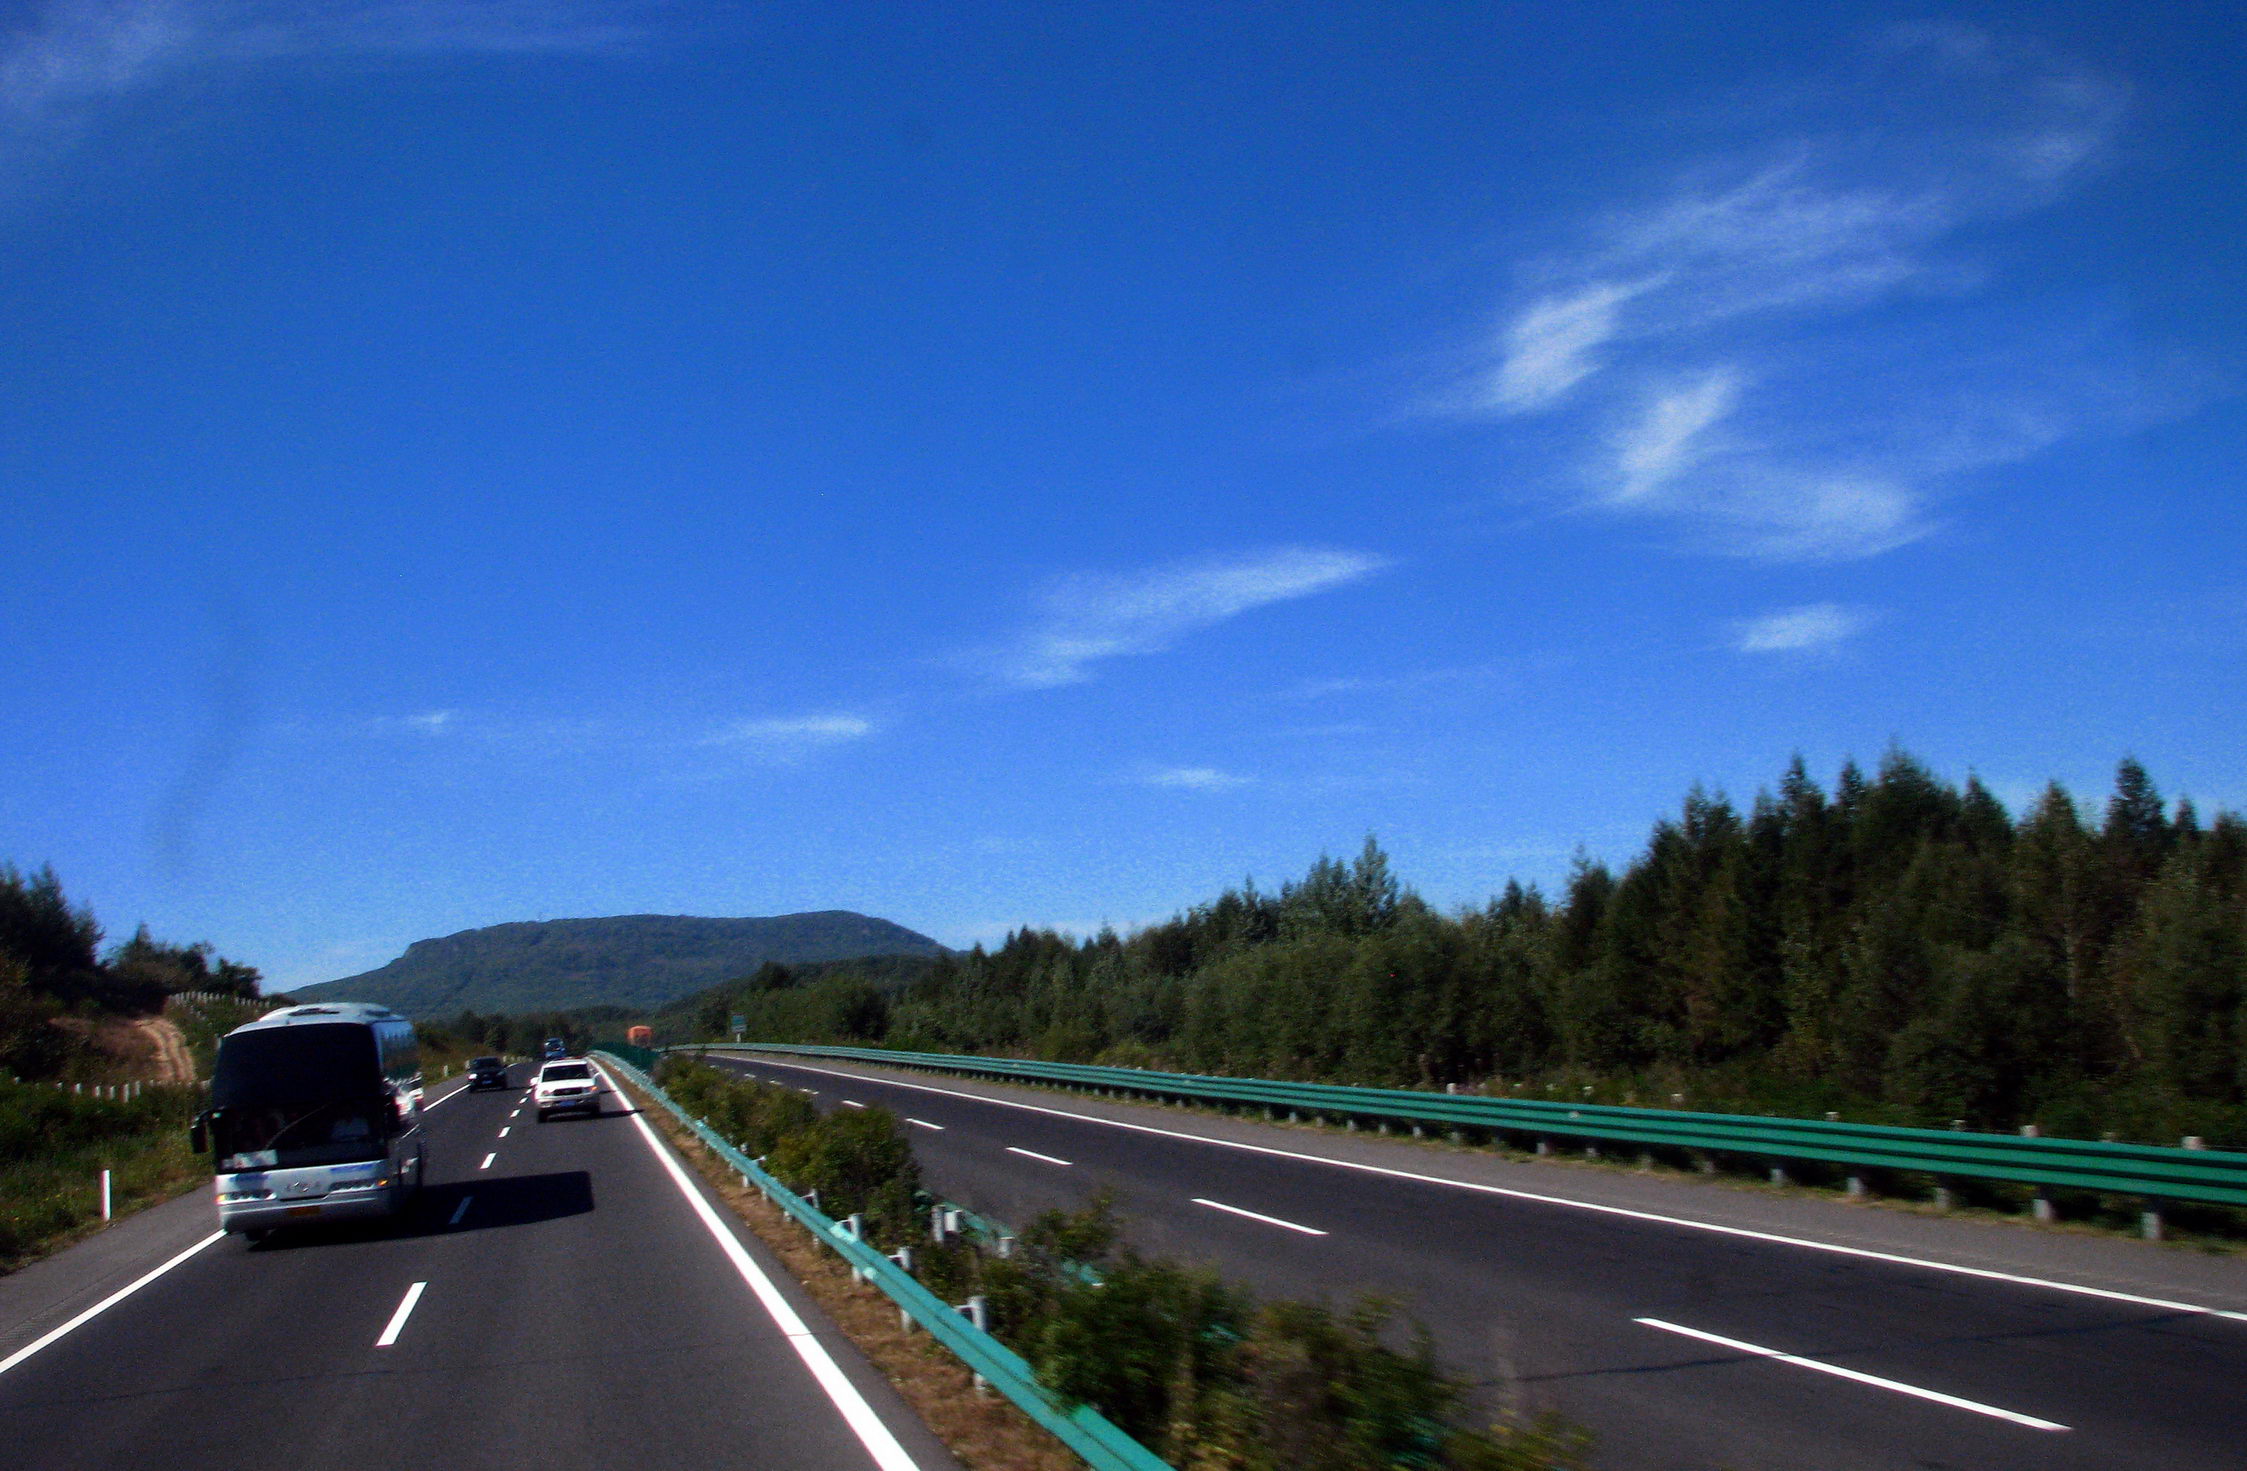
[466,1056,510,1091]
[542,1037,567,1061]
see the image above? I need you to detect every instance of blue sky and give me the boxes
[2,2,2241,990]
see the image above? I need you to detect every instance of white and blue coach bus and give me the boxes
[191,1003,427,1237]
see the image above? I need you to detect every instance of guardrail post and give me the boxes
[1534,1138,1549,1156]
[1769,1164,1789,1186]
[997,1233,1015,1259]
[2018,1126,2058,1220]
[2141,1203,2165,1241]
[956,1296,991,1395]
[1934,1120,1963,1209]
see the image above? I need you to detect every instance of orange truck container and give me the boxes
[626,1025,653,1047]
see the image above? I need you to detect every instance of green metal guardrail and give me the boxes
[590,1051,1171,1471]
[697,1043,2247,1212]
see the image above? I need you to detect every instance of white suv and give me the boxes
[533,1059,601,1121]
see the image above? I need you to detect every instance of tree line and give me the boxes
[702,752,2246,1145]
[0,864,265,1082]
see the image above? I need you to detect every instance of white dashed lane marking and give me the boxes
[1192,1198,1327,1236]
[375,1282,427,1347]
[1634,1319,2068,1432]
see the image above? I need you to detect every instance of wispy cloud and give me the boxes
[1140,766,1251,791]
[1446,27,2155,562]
[401,709,457,734]
[701,714,875,761]
[1733,602,1871,653]
[1610,366,1743,503]
[1477,279,1652,413]
[2,1,660,185]
[979,546,1390,688]
[1280,663,1512,700]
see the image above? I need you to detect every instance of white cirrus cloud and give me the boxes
[1444,27,2164,563]
[1610,366,1745,504]
[2,1,661,186]
[701,714,875,760]
[981,546,1390,689]
[1733,603,1872,654]
[1141,766,1251,791]
[1477,279,1655,413]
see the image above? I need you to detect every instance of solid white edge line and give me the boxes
[593,1062,924,1471]
[906,1118,944,1131]
[0,1230,225,1378]
[1192,1197,1327,1236]
[722,1056,2247,1324]
[375,1281,427,1348]
[449,1197,473,1226]
[1005,1146,1073,1168]
[1634,1318,2069,1432]
[479,1153,495,1170]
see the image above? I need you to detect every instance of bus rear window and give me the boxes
[212,1024,382,1108]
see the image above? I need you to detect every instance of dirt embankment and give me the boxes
[128,1016,196,1083]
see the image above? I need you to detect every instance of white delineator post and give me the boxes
[100,1169,112,1221]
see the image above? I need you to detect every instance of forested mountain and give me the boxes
[295,911,946,1018]
[708,754,2247,1146]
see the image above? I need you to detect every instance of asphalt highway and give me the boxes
[0,1065,958,1471]
[707,1051,2247,1471]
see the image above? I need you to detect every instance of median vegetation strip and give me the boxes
[641,1055,1593,1471]
[607,1062,1085,1471]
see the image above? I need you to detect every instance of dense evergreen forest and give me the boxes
[702,753,2247,1146]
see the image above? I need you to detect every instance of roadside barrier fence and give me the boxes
[695,1043,2247,1233]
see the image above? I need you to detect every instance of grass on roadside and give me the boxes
[0,1080,206,1273]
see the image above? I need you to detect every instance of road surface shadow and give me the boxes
[247,1171,595,1249]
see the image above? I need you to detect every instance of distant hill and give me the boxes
[291,912,948,1018]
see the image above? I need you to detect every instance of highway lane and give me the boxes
[0,1065,956,1471]
[708,1051,2247,1471]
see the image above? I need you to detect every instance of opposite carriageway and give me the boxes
[696,1045,2247,1471]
